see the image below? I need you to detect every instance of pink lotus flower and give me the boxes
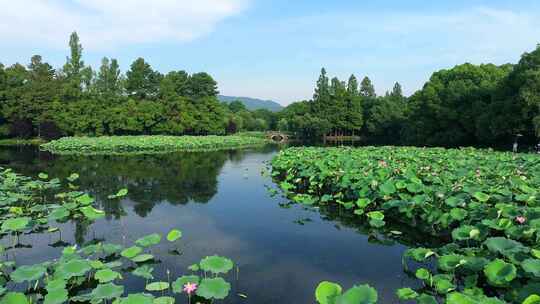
[516,216,527,224]
[183,282,198,295]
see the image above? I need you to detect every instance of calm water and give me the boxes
[1,145,422,303]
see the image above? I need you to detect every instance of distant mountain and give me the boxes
[218,95,283,112]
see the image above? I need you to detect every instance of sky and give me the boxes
[1,0,540,105]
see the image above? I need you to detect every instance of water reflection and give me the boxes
[1,145,419,303]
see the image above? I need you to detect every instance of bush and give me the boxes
[39,121,63,140]
[9,119,33,138]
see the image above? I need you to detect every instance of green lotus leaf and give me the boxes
[355,198,371,209]
[334,284,378,304]
[146,282,169,292]
[484,259,517,286]
[118,293,154,304]
[379,180,396,195]
[132,254,154,263]
[415,268,431,281]
[451,225,481,241]
[10,264,46,283]
[449,208,468,221]
[484,237,529,256]
[523,295,540,304]
[95,268,121,283]
[438,254,465,272]
[396,288,418,300]
[406,248,435,262]
[49,207,70,221]
[315,281,342,304]
[76,194,94,205]
[90,283,124,300]
[433,275,455,294]
[135,234,162,247]
[166,229,182,242]
[172,275,200,294]
[196,278,231,300]
[153,296,174,304]
[132,265,154,280]
[473,192,490,202]
[0,292,28,304]
[45,279,66,292]
[522,259,540,276]
[121,246,142,259]
[188,264,199,272]
[43,288,68,304]
[103,243,122,255]
[417,294,438,304]
[79,206,105,220]
[366,211,384,221]
[55,259,91,279]
[200,255,234,274]
[1,217,30,232]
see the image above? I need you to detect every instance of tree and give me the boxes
[95,57,123,100]
[228,100,247,113]
[188,72,218,99]
[160,70,189,99]
[390,82,403,98]
[360,76,376,98]
[62,32,85,100]
[312,68,330,115]
[125,58,162,100]
[347,74,359,96]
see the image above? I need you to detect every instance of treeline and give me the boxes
[0,32,276,139]
[279,44,540,147]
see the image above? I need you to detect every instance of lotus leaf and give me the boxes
[166,229,182,242]
[334,284,377,304]
[95,268,121,283]
[315,281,342,304]
[135,234,162,247]
[199,255,234,274]
[10,264,46,283]
[145,282,169,292]
[484,259,517,286]
[196,278,231,300]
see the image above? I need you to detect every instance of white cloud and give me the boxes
[0,0,247,50]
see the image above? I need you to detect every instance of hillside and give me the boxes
[218,95,283,112]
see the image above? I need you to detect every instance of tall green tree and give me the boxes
[125,58,162,100]
[95,57,123,100]
[62,32,85,100]
[188,72,218,99]
[160,70,190,99]
[360,76,376,98]
[347,74,359,96]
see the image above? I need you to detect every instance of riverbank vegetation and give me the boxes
[0,168,237,303]
[41,135,269,154]
[277,44,540,147]
[272,146,540,303]
[2,32,538,149]
[0,32,277,141]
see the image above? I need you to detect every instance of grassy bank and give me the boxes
[41,135,269,155]
[272,146,540,303]
[0,138,46,146]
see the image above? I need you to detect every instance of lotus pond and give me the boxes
[272,146,540,303]
[1,145,538,303]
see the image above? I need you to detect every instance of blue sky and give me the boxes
[1,0,540,105]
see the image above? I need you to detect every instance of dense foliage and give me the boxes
[41,135,269,155]
[0,168,238,303]
[272,147,540,303]
[0,32,276,140]
[279,45,540,147]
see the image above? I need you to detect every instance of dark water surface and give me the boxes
[1,145,419,303]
